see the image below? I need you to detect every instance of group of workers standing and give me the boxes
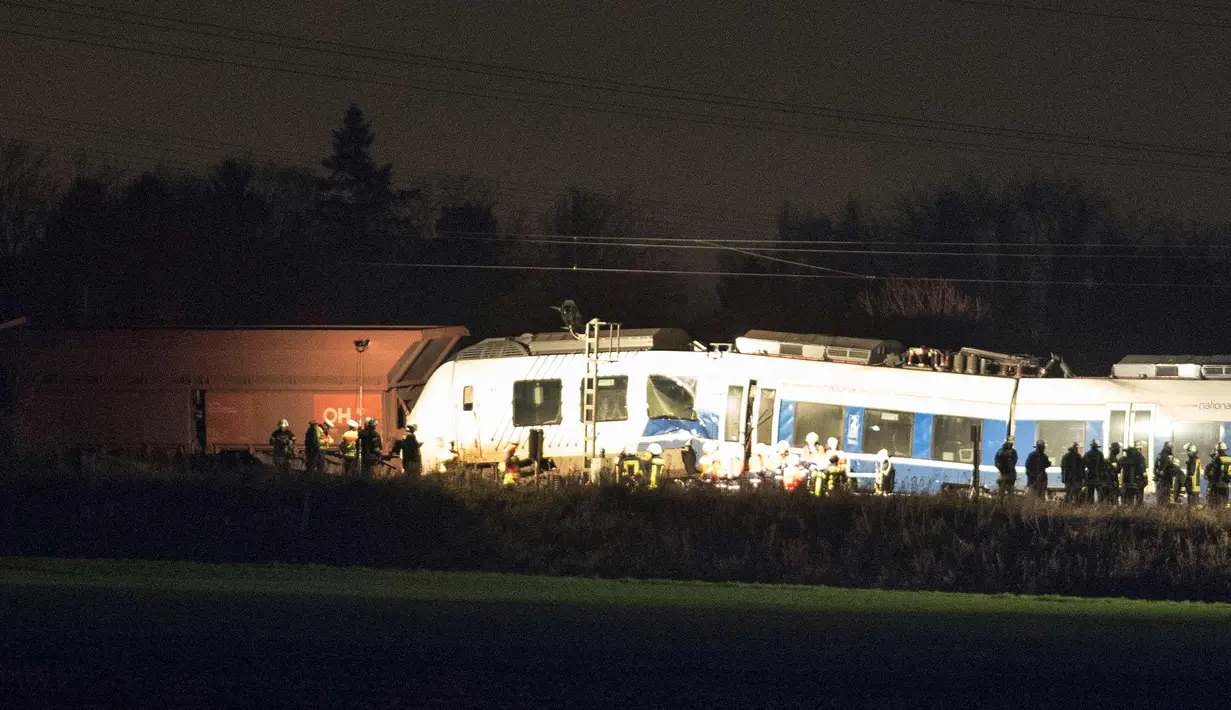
[695,432,896,495]
[993,437,1231,505]
[267,417,422,479]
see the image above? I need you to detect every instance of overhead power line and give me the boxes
[5,0,1231,171]
[941,0,1231,29]
[353,261,1231,288]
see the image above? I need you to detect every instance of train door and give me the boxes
[754,388,776,446]
[1107,402,1156,492]
[456,384,480,458]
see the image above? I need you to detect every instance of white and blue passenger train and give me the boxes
[408,327,1231,494]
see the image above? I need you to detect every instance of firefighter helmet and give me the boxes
[648,443,663,456]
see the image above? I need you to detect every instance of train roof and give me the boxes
[1112,355,1231,380]
[454,328,695,360]
[734,330,903,365]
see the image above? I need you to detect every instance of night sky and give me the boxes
[3,0,1230,239]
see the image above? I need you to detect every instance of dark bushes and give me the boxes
[5,467,1231,601]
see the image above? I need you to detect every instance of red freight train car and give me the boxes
[0,323,466,455]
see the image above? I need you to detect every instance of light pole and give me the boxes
[354,339,370,422]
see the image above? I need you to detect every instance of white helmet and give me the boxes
[878,448,890,462]
[347,419,359,429]
[647,443,663,455]
[777,440,791,452]
[805,432,819,446]
[827,437,839,450]
[279,419,289,428]
[785,453,801,466]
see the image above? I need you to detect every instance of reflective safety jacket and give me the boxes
[269,428,295,458]
[1185,455,1203,487]
[340,430,360,458]
[825,462,849,492]
[1211,455,1231,486]
[648,454,665,489]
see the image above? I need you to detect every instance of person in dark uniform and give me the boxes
[1060,441,1084,503]
[359,418,384,479]
[1177,443,1201,506]
[1024,440,1050,498]
[1207,442,1231,507]
[1120,441,1148,505]
[1082,439,1105,503]
[1154,442,1176,505]
[269,419,295,475]
[1103,442,1123,505]
[994,437,1018,496]
[390,423,422,478]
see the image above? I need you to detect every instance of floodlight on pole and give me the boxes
[354,339,370,421]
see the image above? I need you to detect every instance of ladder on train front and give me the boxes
[581,318,620,475]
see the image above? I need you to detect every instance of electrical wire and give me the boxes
[351,260,1231,288]
[940,0,1231,29]
[5,0,1231,172]
[16,0,1231,162]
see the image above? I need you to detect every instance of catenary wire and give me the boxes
[16,0,1231,162]
[7,23,1231,184]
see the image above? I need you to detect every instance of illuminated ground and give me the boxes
[2,559,1229,708]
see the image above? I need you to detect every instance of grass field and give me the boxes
[3,559,1231,708]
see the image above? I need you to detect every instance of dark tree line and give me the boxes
[3,105,1231,374]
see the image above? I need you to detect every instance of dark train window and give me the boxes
[863,409,914,457]
[792,402,844,447]
[462,385,473,412]
[512,379,562,426]
[580,375,628,422]
[647,375,697,420]
[932,415,982,463]
[1035,421,1087,454]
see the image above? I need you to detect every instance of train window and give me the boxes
[462,385,473,412]
[725,386,744,442]
[863,409,914,457]
[647,375,698,420]
[931,415,981,463]
[512,379,562,426]
[580,375,628,422]
[1171,421,1221,460]
[792,402,844,447]
[1035,421,1087,453]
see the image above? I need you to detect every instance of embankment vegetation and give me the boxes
[5,464,1231,602]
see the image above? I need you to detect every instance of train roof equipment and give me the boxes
[454,328,694,361]
[1112,355,1231,379]
[734,330,904,365]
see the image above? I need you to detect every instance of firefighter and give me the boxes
[809,455,829,496]
[1059,441,1083,503]
[1082,439,1105,503]
[617,448,641,486]
[824,452,849,493]
[1024,439,1051,498]
[310,419,334,476]
[1103,442,1123,505]
[389,423,422,478]
[501,443,520,486]
[1178,443,1201,506]
[1154,442,1176,505]
[1207,442,1231,507]
[1155,442,1175,482]
[874,448,895,495]
[303,419,321,476]
[994,437,1018,496]
[804,431,822,458]
[826,437,846,466]
[269,419,295,475]
[646,443,665,489]
[1121,441,1148,505]
[339,420,360,477]
[1163,455,1184,507]
[358,418,384,479]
